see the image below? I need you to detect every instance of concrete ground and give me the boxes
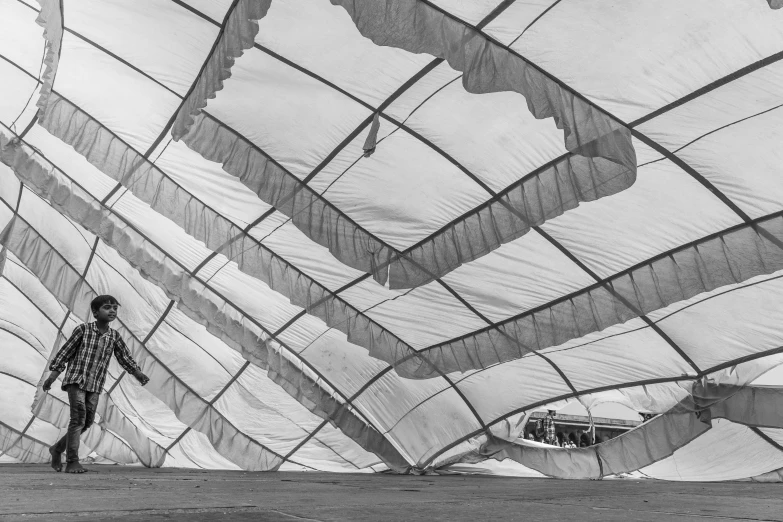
[1,464,781,521]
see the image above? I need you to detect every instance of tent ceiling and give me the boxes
[0,0,782,479]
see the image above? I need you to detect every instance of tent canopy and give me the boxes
[1,0,783,480]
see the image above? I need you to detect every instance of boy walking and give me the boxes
[42,295,149,473]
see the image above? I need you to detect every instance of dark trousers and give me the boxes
[52,384,100,463]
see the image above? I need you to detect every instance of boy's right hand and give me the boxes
[132,370,150,386]
[42,376,56,392]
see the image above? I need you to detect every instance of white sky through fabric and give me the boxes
[1,0,783,480]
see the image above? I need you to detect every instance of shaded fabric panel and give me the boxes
[0,130,409,471]
[391,154,634,287]
[0,272,74,463]
[428,435,491,470]
[596,412,709,476]
[39,93,242,262]
[30,90,783,383]
[79,423,140,465]
[163,429,243,470]
[577,353,783,416]
[171,304,410,471]
[329,0,636,172]
[181,112,396,286]
[293,421,385,470]
[482,437,601,479]
[678,379,783,428]
[182,111,633,289]
[32,0,62,112]
[639,419,783,482]
[39,95,238,255]
[264,349,410,471]
[171,0,273,140]
[479,411,708,479]
[0,420,51,463]
[716,388,783,428]
[37,95,419,379]
[751,468,783,482]
[92,393,163,465]
[170,0,638,289]
[0,130,273,360]
[429,370,783,475]
[409,217,783,378]
[107,335,279,471]
[478,383,781,478]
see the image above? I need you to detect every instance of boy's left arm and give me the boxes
[113,336,149,385]
[43,324,85,391]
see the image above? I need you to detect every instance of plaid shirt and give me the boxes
[543,415,557,444]
[50,323,140,393]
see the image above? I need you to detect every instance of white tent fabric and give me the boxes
[1,0,783,479]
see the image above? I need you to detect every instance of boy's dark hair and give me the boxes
[91,295,121,313]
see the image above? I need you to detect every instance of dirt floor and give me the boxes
[1,464,782,521]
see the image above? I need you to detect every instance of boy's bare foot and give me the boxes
[64,462,87,474]
[49,447,62,472]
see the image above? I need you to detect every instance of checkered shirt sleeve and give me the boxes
[113,335,141,375]
[49,324,86,373]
